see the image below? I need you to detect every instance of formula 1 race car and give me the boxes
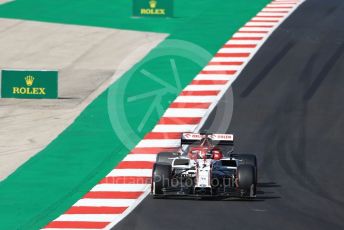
[151,133,257,199]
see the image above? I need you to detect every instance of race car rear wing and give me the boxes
[211,133,234,145]
[181,133,234,146]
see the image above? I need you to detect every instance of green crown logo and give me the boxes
[25,75,35,87]
[149,0,157,8]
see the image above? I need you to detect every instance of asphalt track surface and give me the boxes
[113,0,344,229]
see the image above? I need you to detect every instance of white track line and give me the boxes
[246,22,277,26]
[210,57,249,62]
[257,12,286,16]
[91,184,149,192]
[184,85,227,91]
[251,17,282,21]
[225,40,260,45]
[152,124,197,132]
[74,199,136,207]
[107,169,152,177]
[162,108,208,117]
[240,27,271,31]
[203,65,243,71]
[194,74,234,80]
[136,139,180,148]
[174,95,217,103]
[233,33,269,37]
[55,214,119,222]
[262,8,291,11]
[218,47,254,52]
[122,154,157,162]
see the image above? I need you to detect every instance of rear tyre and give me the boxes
[237,165,256,197]
[156,152,178,164]
[152,163,171,197]
[232,154,258,185]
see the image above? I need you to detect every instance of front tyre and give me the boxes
[232,154,258,192]
[152,163,171,197]
[237,165,256,198]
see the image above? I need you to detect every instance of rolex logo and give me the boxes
[149,0,157,8]
[25,75,34,87]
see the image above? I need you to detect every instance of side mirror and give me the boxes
[226,148,234,157]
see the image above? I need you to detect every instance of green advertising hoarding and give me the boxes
[0,69,58,99]
[133,0,173,17]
